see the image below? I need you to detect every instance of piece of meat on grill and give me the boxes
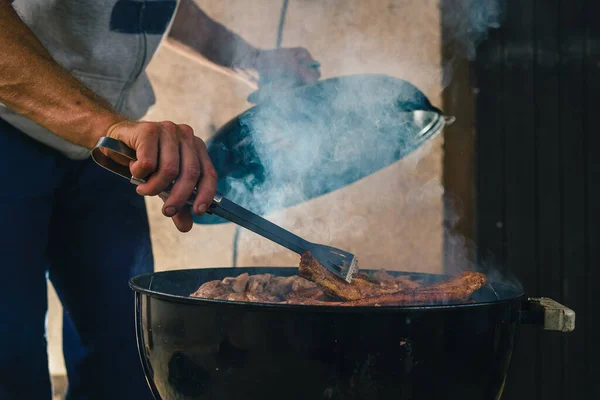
[297,251,486,304]
[264,275,318,297]
[190,280,233,299]
[372,269,423,290]
[190,271,320,302]
[214,291,283,303]
[298,252,408,301]
[341,271,487,306]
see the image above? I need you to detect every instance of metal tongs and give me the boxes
[91,137,358,282]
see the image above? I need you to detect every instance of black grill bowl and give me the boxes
[130,267,524,400]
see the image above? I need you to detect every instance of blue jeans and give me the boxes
[0,119,155,400]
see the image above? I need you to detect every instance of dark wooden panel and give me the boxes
[583,0,600,397]
[533,1,564,399]
[576,0,600,399]
[475,30,506,272]
[500,1,538,399]
[557,0,588,398]
[445,0,597,398]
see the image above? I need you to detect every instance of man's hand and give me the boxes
[168,2,321,88]
[253,47,321,87]
[106,120,218,233]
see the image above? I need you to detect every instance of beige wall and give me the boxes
[47,0,444,377]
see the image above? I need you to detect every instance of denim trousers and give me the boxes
[0,118,155,400]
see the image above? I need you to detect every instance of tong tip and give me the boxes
[342,257,358,283]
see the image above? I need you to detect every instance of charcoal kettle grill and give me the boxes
[130,268,574,400]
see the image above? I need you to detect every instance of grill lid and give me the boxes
[194,74,447,224]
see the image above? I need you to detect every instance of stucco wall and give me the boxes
[47,0,444,378]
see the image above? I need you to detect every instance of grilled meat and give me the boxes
[298,252,412,300]
[340,271,487,306]
[190,252,487,306]
[190,272,319,303]
[190,280,232,299]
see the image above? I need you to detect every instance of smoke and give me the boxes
[213,73,446,269]
[443,193,522,289]
[199,0,515,284]
[440,0,505,90]
[223,75,440,213]
[441,0,505,60]
[439,0,520,287]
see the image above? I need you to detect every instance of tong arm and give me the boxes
[91,137,312,255]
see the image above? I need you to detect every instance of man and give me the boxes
[0,0,320,399]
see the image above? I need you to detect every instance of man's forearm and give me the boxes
[0,0,124,149]
[167,0,260,72]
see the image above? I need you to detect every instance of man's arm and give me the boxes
[167,0,320,85]
[0,0,123,149]
[167,0,260,72]
[0,0,217,232]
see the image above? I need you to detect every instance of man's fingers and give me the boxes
[292,48,320,84]
[298,66,320,84]
[161,125,201,217]
[171,207,194,232]
[193,137,218,216]
[105,119,217,231]
[107,121,159,176]
[158,193,193,232]
[293,47,313,61]
[130,134,159,180]
[137,122,180,197]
